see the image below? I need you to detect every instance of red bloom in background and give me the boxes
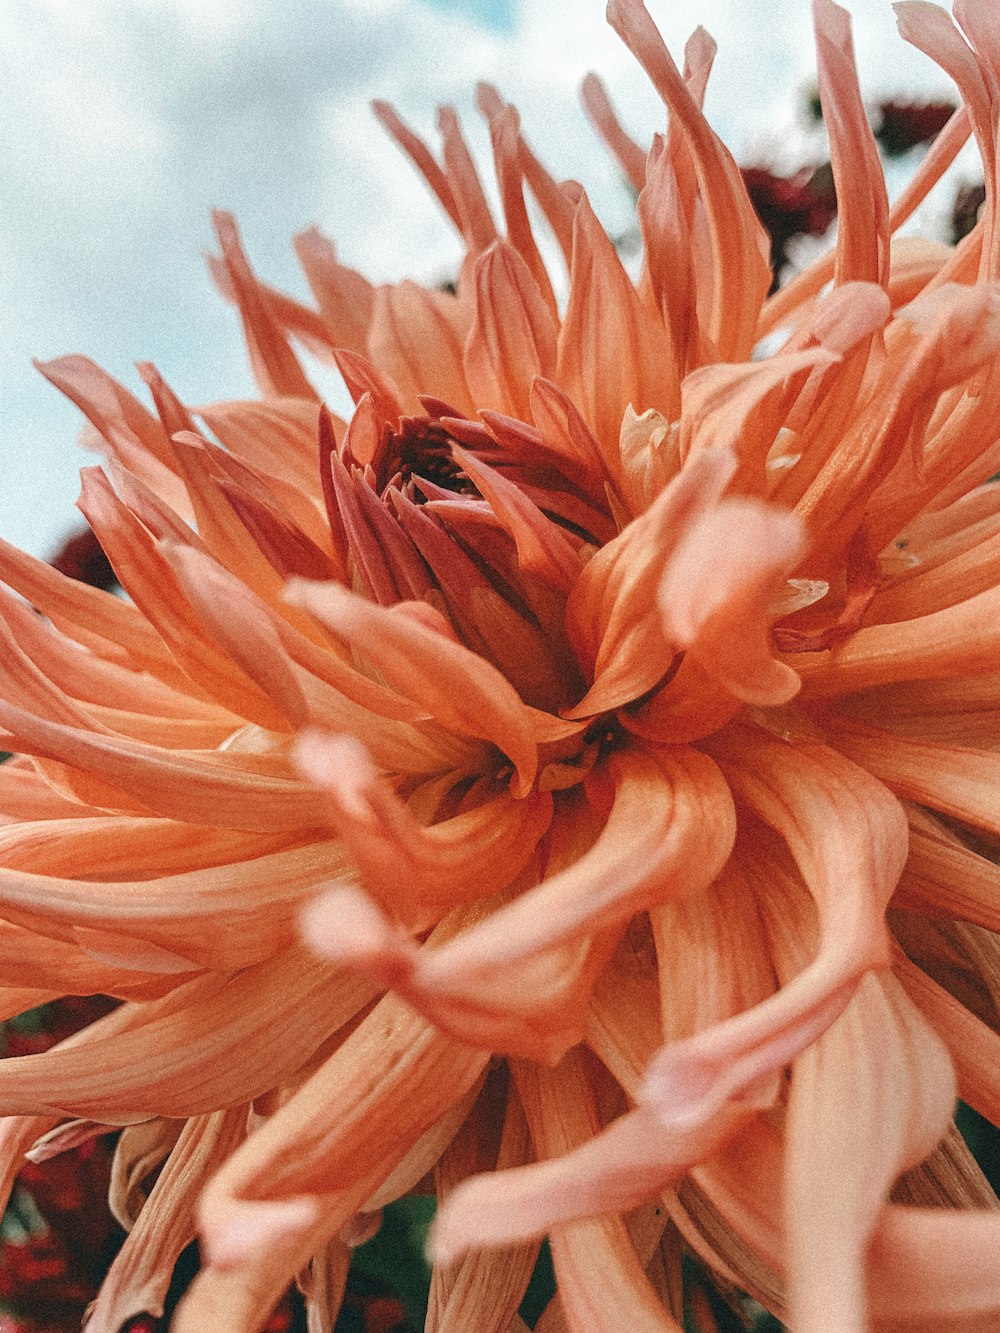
[740,164,837,282]
[876,98,957,155]
[47,531,116,594]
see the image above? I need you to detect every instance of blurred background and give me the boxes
[0,0,968,562]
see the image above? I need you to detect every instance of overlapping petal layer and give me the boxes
[5,0,1000,1329]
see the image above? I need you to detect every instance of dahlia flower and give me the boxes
[4,0,1000,1328]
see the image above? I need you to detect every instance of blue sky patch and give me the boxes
[418,0,516,33]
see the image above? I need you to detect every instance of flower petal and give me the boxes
[286,578,541,794]
[782,967,954,1332]
[814,0,889,288]
[642,733,906,1129]
[295,729,553,919]
[657,496,805,707]
[85,1107,248,1333]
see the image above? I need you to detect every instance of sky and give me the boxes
[0,0,964,560]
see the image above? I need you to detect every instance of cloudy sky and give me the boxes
[0,0,963,559]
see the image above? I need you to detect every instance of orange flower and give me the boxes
[2,0,1000,1328]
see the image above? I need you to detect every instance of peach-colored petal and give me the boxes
[426,1076,540,1333]
[756,99,971,340]
[0,582,230,728]
[895,1,997,278]
[300,879,617,1063]
[795,580,1000,697]
[173,1203,345,1333]
[431,1097,748,1259]
[193,992,488,1283]
[370,102,463,235]
[651,855,779,1045]
[795,283,1000,556]
[826,718,1000,837]
[369,280,472,417]
[300,750,733,1063]
[34,355,191,517]
[503,1053,683,1332]
[607,0,770,361]
[0,948,375,1121]
[0,701,327,832]
[475,91,558,319]
[0,1115,60,1220]
[564,448,736,716]
[200,394,331,496]
[783,969,954,1332]
[286,578,541,794]
[814,0,889,288]
[168,433,313,613]
[299,1240,353,1333]
[642,734,906,1129]
[463,240,557,422]
[679,345,839,488]
[0,533,183,682]
[437,104,498,256]
[580,72,646,192]
[896,805,1000,931]
[0,838,353,970]
[294,729,552,918]
[76,469,290,726]
[658,496,805,707]
[556,191,676,473]
[894,946,1000,1125]
[0,918,181,997]
[868,1206,1000,1324]
[84,1107,247,1333]
[867,516,1000,622]
[450,446,582,591]
[402,745,735,985]
[212,211,317,401]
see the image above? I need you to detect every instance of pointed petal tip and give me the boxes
[425,1210,470,1267]
[639,1048,725,1130]
[201,1196,321,1272]
[300,884,413,978]
[292,726,371,797]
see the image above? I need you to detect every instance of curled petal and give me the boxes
[430,1100,748,1260]
[302,746,733,1061]
[564,448,736,716]
[505,1053,682,1332]
[194,993,488,1277]
[294,729,553,919]
[642,734,907,1128]
[411,745,736,984]
[301,881,616,1063]
[658,497,805,706]
[783,968,954,1332]
[286,579,541,795]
